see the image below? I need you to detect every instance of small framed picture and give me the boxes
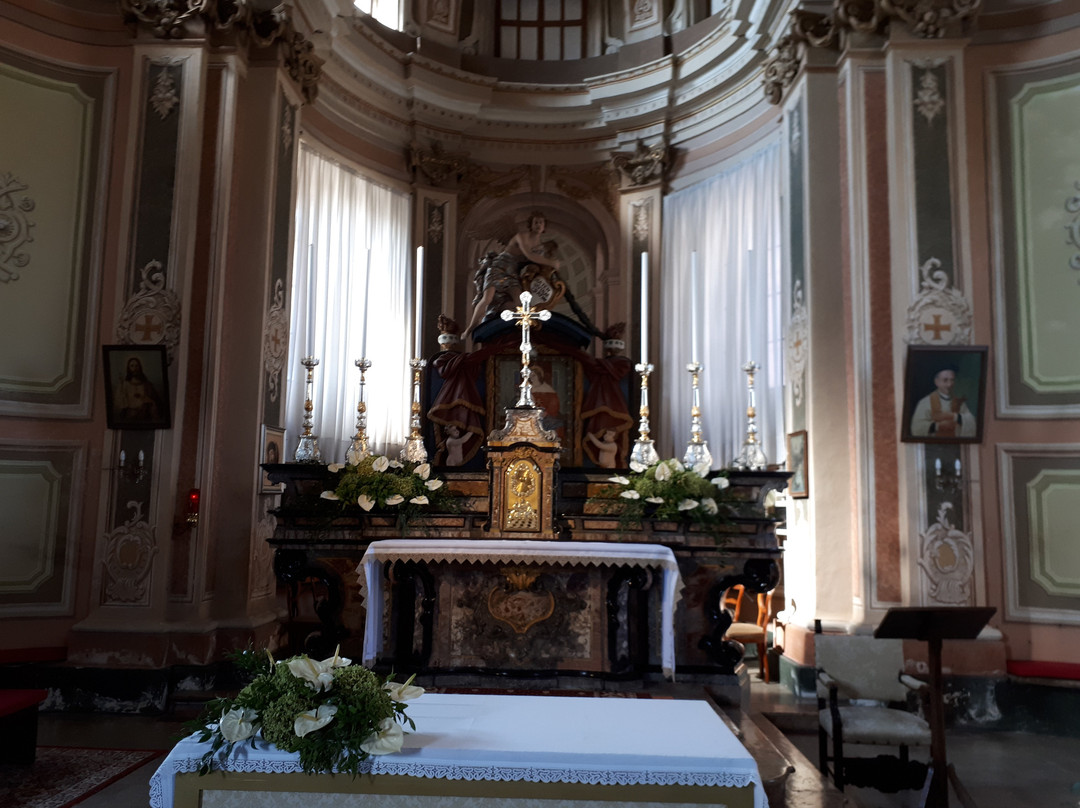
[901,346,988,444]
[261,425,285,493]
[102,345,171,430]
[787,430,808,499]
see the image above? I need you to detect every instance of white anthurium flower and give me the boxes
[388,459,403,468]
[320,491,340,500]
[284,648,351,692]
[372,456,390,472]
[629,460,647,473]
[608,476,630,485]
[294,704,338,738]
[655,463,672,482]
[692,461,711,478]
[645,496,665,504]
[425,479,444,491]
[360,718,404,755]
[327,463,345,473]
[385,494,405,506]
[701,497,719,515]
[620,490,641,500]
[413,463,431,480]
[357,494,375,511]
[384,674,424,702]
[409,495,429,505]
[712,476,731,490]
[219,707,258,742]
[677,498,699,511]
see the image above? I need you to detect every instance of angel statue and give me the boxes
[464,211,564,338]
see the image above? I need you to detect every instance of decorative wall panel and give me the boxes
[0,442,83,615]
[0,54,109,417]
[991,60,1080,416]
[999,444,1080,624]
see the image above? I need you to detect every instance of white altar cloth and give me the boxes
[356,539,683,678]
[149,693,766,808]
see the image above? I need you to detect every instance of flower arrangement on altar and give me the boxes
[320,455,452,526]
[593,458,733,537]
[187,648,422,776]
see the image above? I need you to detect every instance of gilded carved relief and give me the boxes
[487,567,555,633]
[504,458,541,531]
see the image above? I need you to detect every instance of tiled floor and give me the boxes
[31,678,1080,808]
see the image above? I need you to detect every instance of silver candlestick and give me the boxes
[682,361,712,469]
[345,358,372,465]
[630,362,660,468]
[400,357,428,463]
[731,360,768,471]
[294,356,323,463]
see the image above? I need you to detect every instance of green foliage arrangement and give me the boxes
[592,457,733,538]
[320,455,452,527]
[188,648,422,776]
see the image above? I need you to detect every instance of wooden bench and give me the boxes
[0,689,47,764]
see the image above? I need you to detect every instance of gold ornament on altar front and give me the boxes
[487,566,555,634]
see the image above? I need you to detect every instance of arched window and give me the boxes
[355,0,403,32]
[497,0,586,60]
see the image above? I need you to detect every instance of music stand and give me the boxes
[874,607,995,808]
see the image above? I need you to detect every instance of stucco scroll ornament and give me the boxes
[116,259,181,353]
[0,172,35,283]
[762,12,835,106]
[611,140,669,188]
[116,260,182,359]
[428,205,445,244]
[410,141,469,188]
[119,0,212,38]
[913,66,946,124]
[905,257,972,345]
[878,0,982,38]
[250,503,278,600]
[150,65,180,120]
[632,200,651,245]
[1066,180,1080,281]
[785,280,808,408]
[918,502,974,605]
[264,279,289,403]
[103,500,159,606]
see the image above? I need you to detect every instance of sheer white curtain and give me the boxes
[658,139,784,466]
[287,143,413,461]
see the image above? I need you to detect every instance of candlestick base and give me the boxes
[294,435,322,464]
[630,438,660,468]
[683,441,712,470]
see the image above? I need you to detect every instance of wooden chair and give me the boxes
[815,634,932,792]
[721,585,774,681]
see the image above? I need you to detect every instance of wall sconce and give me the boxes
[934,457,962,495]
[186,488,200,526]
[118,449,147,484]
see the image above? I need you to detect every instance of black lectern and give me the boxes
[875,607,995,808]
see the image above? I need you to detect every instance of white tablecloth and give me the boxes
[356,539,683,678]
[149,693,765,808]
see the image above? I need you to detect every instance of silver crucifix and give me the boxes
[501,290,551,407]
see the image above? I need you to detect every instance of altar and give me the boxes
[149,693,767,808]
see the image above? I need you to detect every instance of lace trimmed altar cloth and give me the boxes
[356,539,683,678]
[149,693,766,808]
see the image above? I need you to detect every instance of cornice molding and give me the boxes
[762,0,982,105]
[117,0,323,102]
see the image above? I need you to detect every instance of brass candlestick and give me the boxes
[630,362,660,468]
[731,360,768,471]
[345,358,372,465]
[682,361,712,469]
[294,356,323,463]
[400,357,428,463]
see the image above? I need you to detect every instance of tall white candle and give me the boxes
[307,243,316,356]
[414,246,424,358]
[690,252,700,365]
[360,249,372,358]
[640,252,649,365]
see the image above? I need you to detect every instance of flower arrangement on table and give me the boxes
[319,455,452,527]
[188,648,422,776]
[592,457,733,538]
